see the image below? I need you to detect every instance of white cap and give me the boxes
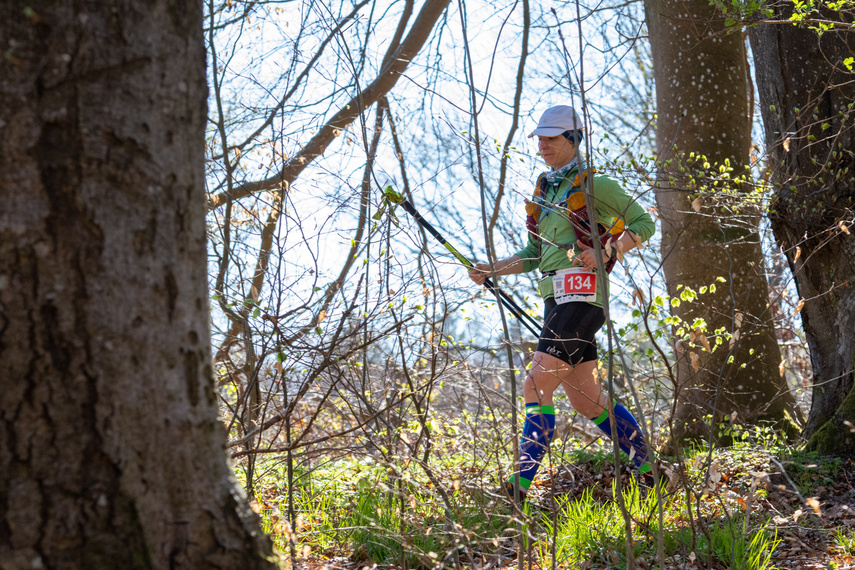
[528,105,584,138]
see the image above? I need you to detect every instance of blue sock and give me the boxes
[591,402,652,473]
[510,403,556,491]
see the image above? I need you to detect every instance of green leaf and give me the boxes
[372,203,387,220]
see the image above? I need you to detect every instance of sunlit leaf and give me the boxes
[691,197,702,212]
[690,351,700,372]
[805,497,822,516]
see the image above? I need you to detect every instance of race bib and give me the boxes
[552,267,597,304]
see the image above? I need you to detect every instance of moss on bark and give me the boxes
[807,365,855,457]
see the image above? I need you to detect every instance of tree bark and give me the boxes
[645,0,798,442]
[749,15,855,455]
[0,2,276,567]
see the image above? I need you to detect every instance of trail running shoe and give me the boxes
[639,460,677,496]
[502,481,527,505]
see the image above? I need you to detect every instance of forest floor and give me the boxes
[512,450,855,569]
[252,446,855,570]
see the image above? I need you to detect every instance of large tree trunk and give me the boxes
[0,2,276,567]
[645,0,799,442]
[750,16,855,455]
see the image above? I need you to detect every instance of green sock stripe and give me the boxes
[638,463,652,474]
[592,408,609,425]
[525,405,555,416]
[592,401,622,424]
[507,476,533,490]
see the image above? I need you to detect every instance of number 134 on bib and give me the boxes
[552,268,597,304]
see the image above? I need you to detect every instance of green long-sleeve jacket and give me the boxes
[514,166,655,307]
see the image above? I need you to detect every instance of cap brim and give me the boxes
[528,127,572,138]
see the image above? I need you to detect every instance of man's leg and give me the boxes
[511,403,555,497]
[506,352,568,498]
[561,360,652,472]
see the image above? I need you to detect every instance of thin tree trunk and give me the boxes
[749,14,855,454]
[0,2,276,567]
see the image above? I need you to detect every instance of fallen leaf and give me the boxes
[709,461,722,485]
[806,497,822,515]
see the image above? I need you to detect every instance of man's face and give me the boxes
[537,134,577,169]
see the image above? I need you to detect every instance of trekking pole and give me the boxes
[382,186,542,338]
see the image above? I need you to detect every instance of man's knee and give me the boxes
[524,367,558,400]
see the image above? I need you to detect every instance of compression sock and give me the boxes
[509,403,556,493]
[590,401,652,473]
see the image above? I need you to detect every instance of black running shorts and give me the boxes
[535,298,606,366]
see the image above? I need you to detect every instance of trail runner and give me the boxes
[468,105,657,502]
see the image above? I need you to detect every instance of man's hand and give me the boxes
[572,242,609,270]
[468,262,491,285]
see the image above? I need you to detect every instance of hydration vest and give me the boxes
[524,167,625,273]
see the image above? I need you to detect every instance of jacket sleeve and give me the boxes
[513,229,541,273]
[594,176,655,242]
